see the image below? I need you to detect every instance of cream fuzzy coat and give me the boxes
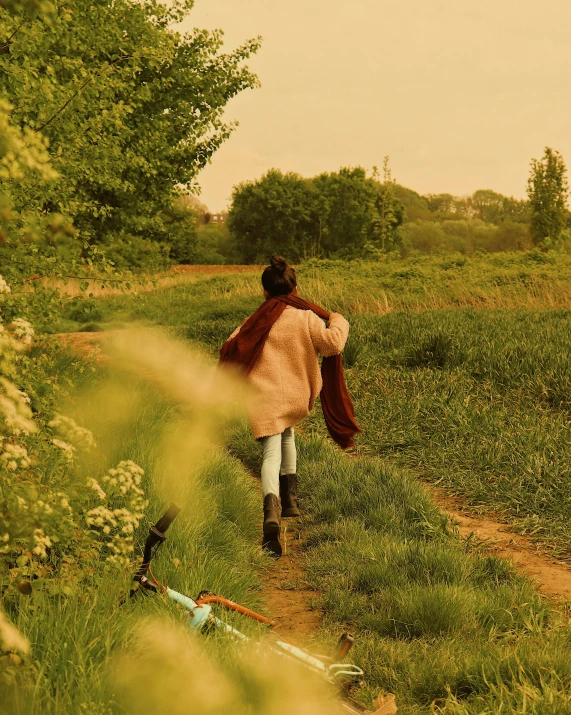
[228,306,350,439]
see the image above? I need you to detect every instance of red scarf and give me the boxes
[219,294,361,449]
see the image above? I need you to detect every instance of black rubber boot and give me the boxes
[262,494,282,557]
[279,474,300,518]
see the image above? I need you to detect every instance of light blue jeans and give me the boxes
[260,427,297,497]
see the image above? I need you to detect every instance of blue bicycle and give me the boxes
[130,505,393,714]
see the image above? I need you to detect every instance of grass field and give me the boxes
[231,426,571,713]
[5,251,571,713]
[37,251,571,336]
[310,307,571,556]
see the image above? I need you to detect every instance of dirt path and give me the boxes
[261,519,322,646]
[172,264,262,275]
[425,484,571,602]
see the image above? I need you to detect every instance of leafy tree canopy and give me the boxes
[228,165,405,263]
[0,0,260,275]
[527,147,570,247]
[424,190,528,225]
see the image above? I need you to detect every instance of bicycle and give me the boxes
[130,504,394,715]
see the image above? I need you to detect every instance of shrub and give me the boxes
[67,298,104,323]
[343,333,363,368]
[0,274,156,656]
[404,332,457,369]
[401,219,532,256]
[401,221,447,254]
[103,236,171,271]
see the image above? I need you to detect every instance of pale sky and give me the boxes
[180,0,571,212]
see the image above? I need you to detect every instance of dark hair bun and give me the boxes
[262,255,297,297]
[270,255,288,274]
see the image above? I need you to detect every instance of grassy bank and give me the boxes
[77,256,571,556]
[38,252,571,336]
[309,307,571,556]
[1,339,274,714]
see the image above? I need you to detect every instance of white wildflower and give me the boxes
[87,477,106,501]
[0,377,36,434]
[9,319,34,346]
[32,528,52,558]
[0,443,31,471]
[0,610,29,654]
[17,390,31,405]
[86,461,147,566]
[49,414,96,451]
[52,438,75,462]
[104,461,145,496]
[86,505,118,529]
[36,500,53,515]
[0,276,10,295]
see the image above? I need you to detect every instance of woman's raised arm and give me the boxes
[308,311,349,357]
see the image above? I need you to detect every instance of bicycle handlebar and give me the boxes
[154,503,182,535]
[131,503,181,594]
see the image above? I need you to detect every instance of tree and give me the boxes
[312,167,378,255]
[527,147,569,247]
[160,197,199,264]
[469,190,528,225]
[469,190,507,224]
[392,184,432,222]
[228,165,406,261]
[370,157,405,252]
[177,195,209,223]
[424,193,469,218]
[0,0,260,253]
[227,170,318,263]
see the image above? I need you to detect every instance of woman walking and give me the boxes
[219,256,360,556]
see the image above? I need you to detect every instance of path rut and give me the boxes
[261,520,322,645]
[426,484,571,603]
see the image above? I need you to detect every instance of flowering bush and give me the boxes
[0,273,148,661]
[86,461,147,565]
[49,414,97,452]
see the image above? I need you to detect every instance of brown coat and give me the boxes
[229,306,349,439]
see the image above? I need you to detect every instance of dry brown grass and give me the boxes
[199,271,571,315]
[36,265,262,298]
[36,256,571,315]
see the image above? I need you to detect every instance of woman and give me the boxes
[220,255,359,555]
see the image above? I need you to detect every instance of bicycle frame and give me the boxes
[161,582,364,683]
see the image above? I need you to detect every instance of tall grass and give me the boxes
[42,252,571,334]
[2,338,316,714]
[229,430,571,713]
[67,259,571,553]
[24,265,262,299]
[322,308,571,556]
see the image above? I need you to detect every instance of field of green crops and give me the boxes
[4,252,571,713]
